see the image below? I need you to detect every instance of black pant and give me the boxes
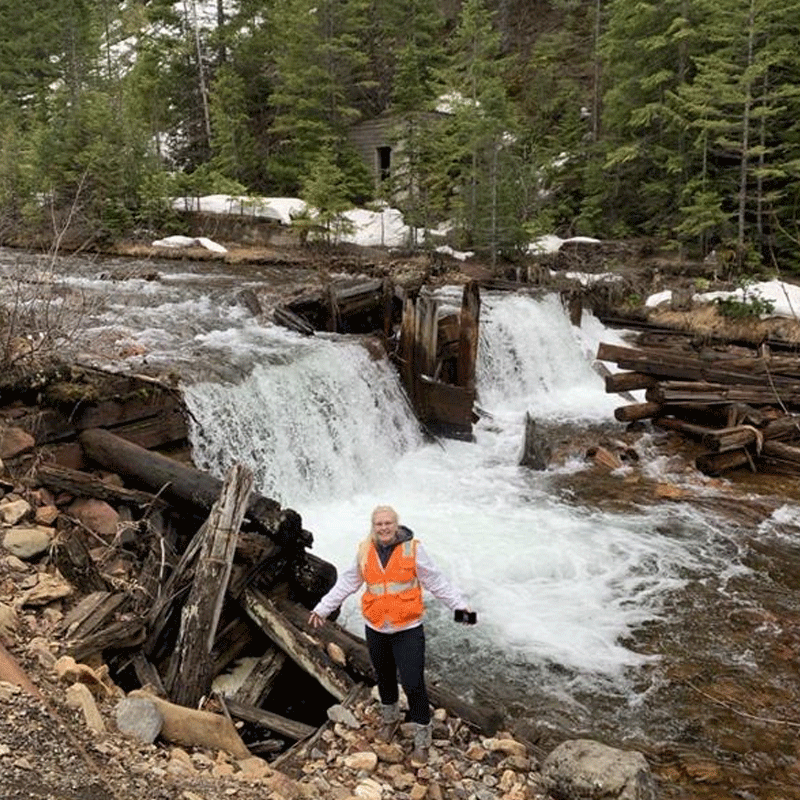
[365,624,430,725]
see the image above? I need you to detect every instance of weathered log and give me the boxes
[614,402,662,422]
[36,464,166,510]
[604,371,659,393]
[243,588,355,702]
[647,382,800,406]
[168,463,253,708]
[129,688,250,758]
[695,449,753,476]
[762,439,800,465]
[653,416,719,439]
[78,427,308,547]
[224,698,315,741]
[273,305,315,336]
[457,281,480,391]
[596,343,798,388]
[702,414,800,452]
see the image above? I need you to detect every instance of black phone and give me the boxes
[454,609,477,625]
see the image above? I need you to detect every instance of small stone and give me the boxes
[21,572,72,606]
[373,742,404,764]
[344,751,378,772]
[67,498,120,538]
[409,783,428,800]
[34,505,59,526]
[2,526,53,559]
[0,427,34,459]
[0,498,32,525]
[483,737,527,758]
[0,601,18,644]
[115,696,164,744]
[353,778,382,800]
[66,682,105,734]
[328,703,361,728]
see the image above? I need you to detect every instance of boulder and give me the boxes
[541,739,657,800]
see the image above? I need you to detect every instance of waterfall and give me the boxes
[182,292,712,695]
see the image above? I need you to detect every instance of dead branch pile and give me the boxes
[596,336,800,476]
[15,427,498,764]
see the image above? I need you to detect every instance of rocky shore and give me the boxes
[0,449,660,800]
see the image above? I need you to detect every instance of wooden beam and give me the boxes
[168,463,254,708]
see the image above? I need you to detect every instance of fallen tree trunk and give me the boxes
[78,428,308,547]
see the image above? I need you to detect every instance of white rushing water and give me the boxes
[182,289,733,728]
[0,247,746,736]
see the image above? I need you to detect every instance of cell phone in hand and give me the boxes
[454,609,477,624]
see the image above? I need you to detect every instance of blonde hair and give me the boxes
[358,505,399,575]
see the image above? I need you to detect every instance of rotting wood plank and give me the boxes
[230,646,286,707]
[224,698,315,741]
[59,591,127,640]
[167,462,254,708]
[243,587,355,702]
[51,528,111,595]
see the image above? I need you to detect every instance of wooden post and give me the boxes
[458,281,480,390]
[168,463,254,708]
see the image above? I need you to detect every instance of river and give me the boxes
[2,247,799,798]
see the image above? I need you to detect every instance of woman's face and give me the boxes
[372,509,399,545]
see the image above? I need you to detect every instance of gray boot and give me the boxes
[375,702,402,743]
[410,722,432,766]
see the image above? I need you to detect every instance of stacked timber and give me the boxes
[274,278,394,336]
[24,426,499,763]
[596,338,800,476]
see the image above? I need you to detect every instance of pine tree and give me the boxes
[269,0,371,191]
[436,0,519,262]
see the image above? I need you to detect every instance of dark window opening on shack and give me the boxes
[377,146,392,182]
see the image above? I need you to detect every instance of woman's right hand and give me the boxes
[308,611,325,628]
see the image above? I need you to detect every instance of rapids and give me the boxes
[2,247,800,798]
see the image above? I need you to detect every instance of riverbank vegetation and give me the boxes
[1,0,799,272]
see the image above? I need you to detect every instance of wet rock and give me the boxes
[541,738,656,800]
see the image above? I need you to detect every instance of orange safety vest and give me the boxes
[361,539,424,629]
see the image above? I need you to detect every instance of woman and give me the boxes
[308,505,473,766]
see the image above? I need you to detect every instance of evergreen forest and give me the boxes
[1,0,799,272]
